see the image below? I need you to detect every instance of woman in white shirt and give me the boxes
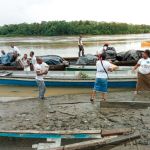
[90,52,118,101]
[133,50,150,94]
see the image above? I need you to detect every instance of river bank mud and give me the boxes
[0,91,150,149]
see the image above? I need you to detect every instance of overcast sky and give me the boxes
[0,0,150,25]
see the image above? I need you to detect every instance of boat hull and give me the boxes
[0,78,136,88]
[0,65,66,71]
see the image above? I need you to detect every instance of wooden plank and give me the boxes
[100,101,150,109]
[0,130,101,135]
[101,128,132,137]
[0,128,131,137]
[50,132,140,150]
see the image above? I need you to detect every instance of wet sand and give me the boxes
[0,85,91,97]
[0,90,150,150]
[0,85,133,98]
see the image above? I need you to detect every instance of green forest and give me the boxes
[0,21,150,36]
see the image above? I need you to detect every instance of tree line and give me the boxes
[0,21,150,36]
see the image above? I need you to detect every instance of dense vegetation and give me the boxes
[0,21,150,36]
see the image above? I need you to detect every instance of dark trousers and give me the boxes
[78,45,84,57]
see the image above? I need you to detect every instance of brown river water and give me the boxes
[0,34,150,57]
[0,34,150,149]
[0,33,149,96]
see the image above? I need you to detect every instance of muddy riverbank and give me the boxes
[0,91,150,149]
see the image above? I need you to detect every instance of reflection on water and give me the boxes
[0,34,150,57]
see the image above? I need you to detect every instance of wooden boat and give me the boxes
[66,66,132,71]
[64,57,138,66]
[0,55,69,71]
[141,41,150,47]
[0,64,66,71]
[0,70,137,88]
[0,129,140,150]
[0,55,137,71]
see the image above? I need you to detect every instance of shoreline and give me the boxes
[0,33,150,38]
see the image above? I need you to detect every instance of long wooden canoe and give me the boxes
[0,71,137,88]
[0,128,132,139]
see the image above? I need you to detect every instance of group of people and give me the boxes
[90,49,150,101]
[78,36,150,101]
[0,44,38,71]
[1,41,150,101]
[1,44,21,66]
[22,52,49,100]
[0,44,49,100]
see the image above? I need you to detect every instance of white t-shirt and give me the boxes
[31,56,37,66]
[138,58,150,74]
[21,58,30,71]
[12,46,21,55]
[34,62,49,81]
[96,60,112,78]
[78,38,83,46]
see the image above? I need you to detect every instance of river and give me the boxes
[0,34,149,97]
[0,34,150,57]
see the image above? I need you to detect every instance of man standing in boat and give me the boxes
[78,35,84,57]
[10,44,21,56]
[34,57,49,100]
[30,51,37,70]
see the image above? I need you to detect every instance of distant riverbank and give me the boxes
[1,21,150,37]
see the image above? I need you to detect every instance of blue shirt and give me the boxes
[1,54,11,65]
